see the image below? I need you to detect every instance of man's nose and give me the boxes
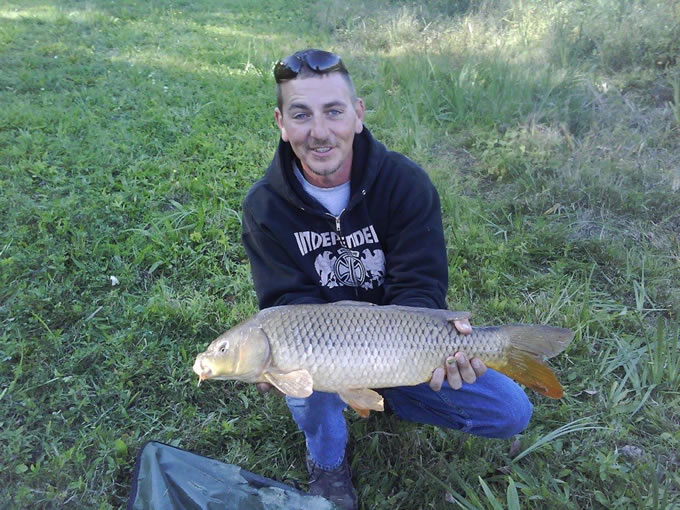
[310,116,329,140]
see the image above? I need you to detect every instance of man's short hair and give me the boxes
[274,49,358,111]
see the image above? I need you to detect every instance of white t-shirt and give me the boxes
[293,163,350,217]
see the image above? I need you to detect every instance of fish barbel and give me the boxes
[193,301,573,416]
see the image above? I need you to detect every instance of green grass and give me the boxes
[2,0,679,508]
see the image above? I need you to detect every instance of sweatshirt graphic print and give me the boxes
[293,224,385,290]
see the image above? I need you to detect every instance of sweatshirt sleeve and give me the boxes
[381,165,448,310]
[242,201,325,310]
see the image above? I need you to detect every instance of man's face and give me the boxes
[275,73,365,188]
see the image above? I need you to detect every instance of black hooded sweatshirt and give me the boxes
[241,127,448,311]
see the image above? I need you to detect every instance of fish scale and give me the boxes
[256,304,506,391]
[194,301,574,414]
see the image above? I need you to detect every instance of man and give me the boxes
[241,49,532,510]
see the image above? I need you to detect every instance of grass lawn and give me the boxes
[1,0,679,508]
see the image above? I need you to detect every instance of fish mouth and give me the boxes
[196,370,211,386]
[192,355,212,386]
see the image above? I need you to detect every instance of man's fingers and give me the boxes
[454,319,472,335]
[454,352,477,384]
[471,358,487,378]
[256,382,285,396]
[445,356,463,389]
[256,382,273,394]
[438,352,487,391]
[430,367,445,392]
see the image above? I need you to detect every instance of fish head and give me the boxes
[193,323,270,384]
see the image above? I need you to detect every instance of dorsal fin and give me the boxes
[382,305,471,324]
[331,300,377,306]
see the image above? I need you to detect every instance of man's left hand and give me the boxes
[429,318,487,391]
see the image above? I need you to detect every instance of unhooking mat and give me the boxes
[126,441,338,510]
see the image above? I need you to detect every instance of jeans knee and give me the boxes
[493,393,533,439]
[381,374,534,439]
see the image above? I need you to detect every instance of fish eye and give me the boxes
[219,341,229,353]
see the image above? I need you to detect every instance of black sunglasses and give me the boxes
[274,50,348,83]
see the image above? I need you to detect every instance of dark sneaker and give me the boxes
[306,453,358,510]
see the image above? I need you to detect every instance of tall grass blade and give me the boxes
[478,476,503,510]
[423,467,481,510]
[507,477,521,510]
[512,417,605,463]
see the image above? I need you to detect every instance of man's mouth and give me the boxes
[311,147,332,154]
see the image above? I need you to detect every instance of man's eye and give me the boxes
[292,112,309,120]
[328,109,342,116]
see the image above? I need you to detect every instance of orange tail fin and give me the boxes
[486,325,574,399]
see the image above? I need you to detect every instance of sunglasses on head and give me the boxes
[274,50,347,83]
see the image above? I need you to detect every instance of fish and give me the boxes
[193,301,573,417]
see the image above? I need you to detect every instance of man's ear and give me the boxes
[274,108,289,142]
[354,98,365,133]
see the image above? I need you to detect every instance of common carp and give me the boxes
[193,301,573,416]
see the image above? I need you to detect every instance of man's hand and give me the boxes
[429,318,487,391]
[256,382,272,393]
[255,382,284,396]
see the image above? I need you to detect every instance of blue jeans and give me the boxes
[286,369,532,470]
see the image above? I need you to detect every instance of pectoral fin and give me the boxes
[263,369,313,398]
[338,388,384,418]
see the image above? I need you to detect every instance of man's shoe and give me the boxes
[306,453,358,510]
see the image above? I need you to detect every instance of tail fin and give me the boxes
[486,325,574,399]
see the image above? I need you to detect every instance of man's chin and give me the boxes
[304,163,340,178]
